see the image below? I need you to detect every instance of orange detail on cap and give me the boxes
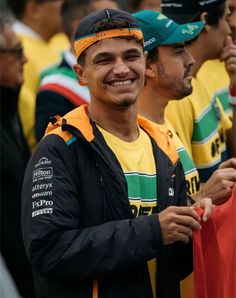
[74,28,143,59]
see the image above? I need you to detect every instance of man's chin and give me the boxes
[176,86,193,100]
[114,97,137,109]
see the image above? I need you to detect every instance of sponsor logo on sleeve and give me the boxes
[32,199,53,209]
[31,200,54,217]
[35,157,51,168]
[33,167,53,182]
[32,208,53,217]
[32,183,52,192]
[32,191,53,199]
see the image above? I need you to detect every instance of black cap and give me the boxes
[73,9,143,60]
[74,9,141,41]
[161,0,226,24]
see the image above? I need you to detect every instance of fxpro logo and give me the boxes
[32,199,53,209]
[33,167,53,181]
[35,157,51,168]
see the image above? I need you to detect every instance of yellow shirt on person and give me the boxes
[13,22,70,151]
[165,77,232,183]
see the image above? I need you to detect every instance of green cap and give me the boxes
[133,10,205,51]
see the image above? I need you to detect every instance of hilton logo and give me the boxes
[33,167,53,181]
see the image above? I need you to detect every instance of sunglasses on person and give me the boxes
[0,46,24,59]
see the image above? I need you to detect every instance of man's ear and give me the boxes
[73,64,88,86]
[145,59,156,79]
[200,12,210,32]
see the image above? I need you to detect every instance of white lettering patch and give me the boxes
[33,167,53,182]
[32,208,53,217]
[144,37,156,47]
[32,183,52,192]
[32,191,53,199]
[32,200,53,209]
[35,157,51,168]
[169,187,174,197]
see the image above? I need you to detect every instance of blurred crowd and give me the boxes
[0,0,235,298]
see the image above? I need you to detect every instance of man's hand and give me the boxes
[220,36,236,86]
[158,206,201,245]
[200,167,236,204]
[219,157,236,169]
[191,198,214,223]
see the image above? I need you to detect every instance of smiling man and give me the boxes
[21,8,213,298]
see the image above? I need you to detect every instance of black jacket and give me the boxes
[0,86,34,298]
[22,105,192,298]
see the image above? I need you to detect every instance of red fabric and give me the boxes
[193,185,236,298]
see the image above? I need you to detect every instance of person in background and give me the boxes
[6,0,67,151]
[162,0,236,182]
[21,8,212,298]
[35,0,119,142]
[196,0,236,156]
[0,14,35,298]
[129,0,161,12]
[134,9,236,298]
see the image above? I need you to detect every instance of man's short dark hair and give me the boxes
[61,0,90,39]
[190,3,226,27]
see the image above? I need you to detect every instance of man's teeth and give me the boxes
[111,80,132,87]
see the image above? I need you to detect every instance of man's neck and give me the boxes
[186,38,209,77]
[87,102,139,142]
[138,86,168,124]
[20,19,52,41]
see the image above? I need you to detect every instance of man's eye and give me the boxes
[95,58,112,64]
[175,48,184,54]
[126,54,140,60]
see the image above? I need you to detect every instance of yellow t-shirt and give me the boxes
[15,25,69,151]
[155,119,200,197]
[165,77,232,182]
[98,125,157,298]
[197,59,232,117]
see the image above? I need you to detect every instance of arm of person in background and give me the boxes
[35,90,76,142]
[192,157,236,205]
[220,36,236,157]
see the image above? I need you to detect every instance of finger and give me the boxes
[219,158,236,169]
[201,202,214,222]
[175,231,191,244]
[174,206,201,221]
[177,224,193,238]
[225,35,233,47]
[175,214,201,230]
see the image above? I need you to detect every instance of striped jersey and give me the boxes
[197,59,232,118]
[166,77,232,182]
[155,119,200,197]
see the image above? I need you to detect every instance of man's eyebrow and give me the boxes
[93,52,113,62]
[125,48,142,55]
[92,47,142,62]
[172,43,185,50]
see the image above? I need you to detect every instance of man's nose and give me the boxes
[112,57,129,75]
[185,50,195,67]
